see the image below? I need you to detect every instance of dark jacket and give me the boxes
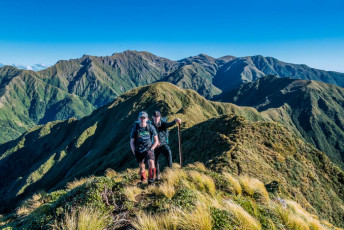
[152,119,177,145]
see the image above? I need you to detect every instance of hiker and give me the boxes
[151,111,182,180]
[130,111,159,184]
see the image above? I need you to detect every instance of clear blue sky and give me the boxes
[0,0,343,72]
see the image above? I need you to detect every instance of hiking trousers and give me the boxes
[154,144,172,177]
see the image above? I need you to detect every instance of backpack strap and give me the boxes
[134,122,140,138]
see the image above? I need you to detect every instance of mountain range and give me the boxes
[0,83,343,228]
[216,75,344,169]
[1,50,344,144]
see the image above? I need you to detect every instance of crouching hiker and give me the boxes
[130,111,159,184]
[151,111,182,180]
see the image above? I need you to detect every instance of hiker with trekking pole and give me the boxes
[130,111,159,184]
[151,111,182,180]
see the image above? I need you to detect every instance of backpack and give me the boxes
[134,120,153,139]
[134,118,169,144]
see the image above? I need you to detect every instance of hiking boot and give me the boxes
[155,172,161,182]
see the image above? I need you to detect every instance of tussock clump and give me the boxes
[158,182,176,199]
[172,162,181,169]
[188,170,216,196]
[281,200,328,230]
[223,172,242,195]
[188,162,207,171]
[124,186,142,202]
[132,212,162,230]
[147,182,176,200]
[175,202,213,230]
[104,168,117,178]
[16,191,47,217]
[51,206,110,230]
[239,175,269,202]
[16,206,31,217]
[66,176,94,190]
[309,221,327,230]
[133,202,212,230]
[276,207,310,230]
[161,167,187,187]
[224,200,262,230]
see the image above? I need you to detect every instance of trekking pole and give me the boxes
[178,123,182,168]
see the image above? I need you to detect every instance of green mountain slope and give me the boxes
[213,55,344,92]
[0,83,343,228]
[0,82,263,214]
[216,75,344,169]
[0,66,95,143]
[1,51,344,144]
[0,51,178,143]
[1,115,343,229]
[38,51,178,107]
[161,62,222,98]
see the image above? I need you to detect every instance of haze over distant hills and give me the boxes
[0,63,51,71]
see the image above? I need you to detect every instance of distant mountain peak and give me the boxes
[217,55,236,62]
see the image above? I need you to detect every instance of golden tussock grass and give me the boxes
[284,200,328,230]
[124,186,142,202]
[16,206,31,217]
[132,202,212,230]
[175,202,213,230]
[104,168,117,178]
[161,167,187,187]
[286,214,310,230]
[146,182,176,200]
[223,172,242,195]
[224,200,262,230]
[172,163,181,169]
[158,182,176,199]
[320,220,334,228]
[188,162,207,171]
[309,220,328,230]
[16,191,46,216]
[66,176,94,190]
[239,175,269,202]
[131,212,162,230]
[188,170,216,196]
[276,205,311,230]
[51,206,110,230]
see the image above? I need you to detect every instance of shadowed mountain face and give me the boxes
[1,51,344,144]
[0,83,343,226]
[217,75,344,169]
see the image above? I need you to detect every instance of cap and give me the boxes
[138,111,148,118]
[152,111,161,117]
